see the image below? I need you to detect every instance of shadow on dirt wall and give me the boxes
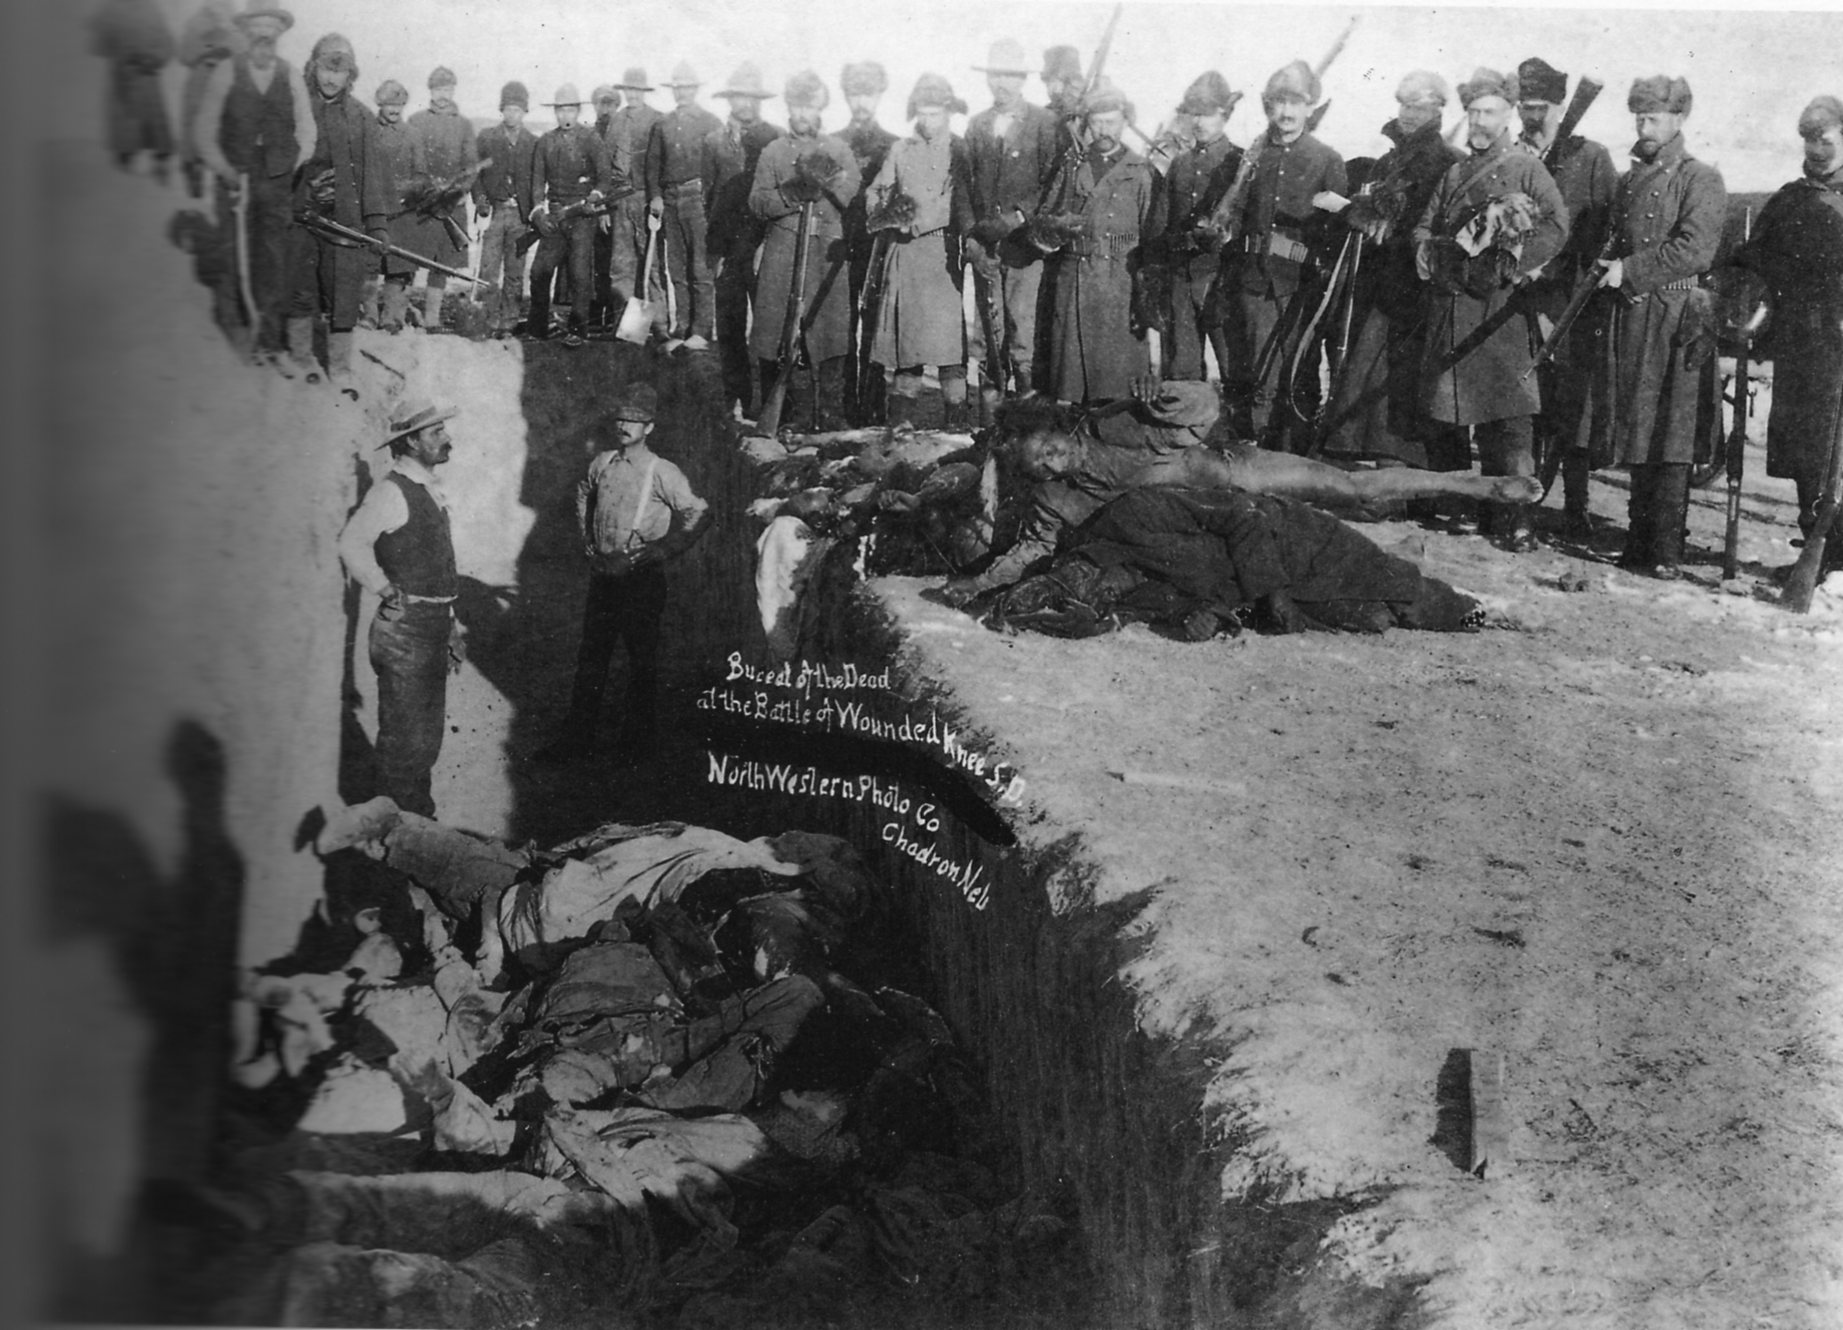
[36,720,244,1322]
[442,340,767,847]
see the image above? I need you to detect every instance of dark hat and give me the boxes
[427,65,456,89]
[379,396,459,449]
[1177,70,1236,117]
[308,32,356,73]
[500,80,529,110]
[609,382,658,424]
[1458,67,1519,108]
[546,83,582,107]
[1081,76,1132,119]
[1799,94,1843,136]
[232,1,294,33]
[1396,70,1450,107]
[840,62,887,96]
[785,70,828,110]
[1628,75,1692,115]
[716,63,773,100]
[1516,57,1567,105]
[375,79,409,107]
[617,66,654,92]
[1263,60,1321,105]
[591,83,619,107]
[975,39,1029,76]
[1041,45,1083,85]
[907,72,967,119]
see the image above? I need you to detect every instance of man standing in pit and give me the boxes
[707,64,784,408]
[963,38,1063,402]
[337,398,465,818]
[537,384,712,766]
[472,81,537,337]
[1514,56,1618,538]
[647,63,723,346]
[528,84,617,347]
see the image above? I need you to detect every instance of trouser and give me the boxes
[369,600,451,818]
[375,814,531,918]
[608,194,666,329]
[1474,415,1536,536]
[287,228,371,333]
[758,355,848,433]
[1166,258,1226,384]
[1624,462,1691,568]
[636,975,824,1113]
[528,213,597,338]
[1224,283,1320,451]
[888,365,967,428]
[968,241,1044,394]
[1540,327,1596,516]
[477,201,528,327]
[566,565,666,745]
[659,182,714,338]
[591,211,614,326]
[716,233,762,406]
[218,170,294,350]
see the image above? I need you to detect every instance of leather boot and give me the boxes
[424,283,447,332]
[285,316,321,382]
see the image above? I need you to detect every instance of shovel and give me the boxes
[616,213,662,344]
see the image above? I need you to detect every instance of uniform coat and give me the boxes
[1159,132,1243,380]
[964,101,1061,387]
[1321,117,1465,466]
[1592,134,1727,465]
[1733,171,1843,495]
[406,103,481,267]
[607,104,666,313]
[374,116,420,279]
[711,118,786,403]
[289,88,393,331]
[748,132,862,364]
[529,123,616,337]
[1049,146,1165,404]
[646,104,724,338]
[867,133,974,369]
[89,0,176,159]
[1413,136,1568,426]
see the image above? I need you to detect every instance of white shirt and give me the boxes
[336,458,450,597]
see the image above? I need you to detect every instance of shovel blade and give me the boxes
[616,297,656,344]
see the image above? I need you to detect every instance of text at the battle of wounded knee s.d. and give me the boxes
[699,652,1025,910]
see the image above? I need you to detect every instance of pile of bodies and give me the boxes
[184,803,1084,1327]
[745,384,1499,652]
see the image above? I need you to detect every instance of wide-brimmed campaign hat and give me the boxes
[715,63,773,100]
[617,66,654,92]
[379,396,459,448]
[974,39,1029,76]
[668,61,701,88]
[546,83,583,107]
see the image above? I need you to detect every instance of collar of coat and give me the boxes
[1387,117,1449,152]
[1630,132,1688,170]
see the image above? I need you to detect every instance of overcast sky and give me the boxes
[41,0,1843,191]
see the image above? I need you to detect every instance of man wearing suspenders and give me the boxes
[538,383,711,765]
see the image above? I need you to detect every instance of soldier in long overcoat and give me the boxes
[867,74,975,427]
[406,67,480,330]
[707,65,783,410]
[90,0,176,178]
[749,71,862,430]
[371,80,418,331]
[1413,67,1568,549]
[1732,95,1843,566]
[286,32,393,386]
[1157,71,1243,385]
[1320,71,1467,470]
[1045,79,1165,405]
[1514,56,1619,536]
[1581,75,1726,574]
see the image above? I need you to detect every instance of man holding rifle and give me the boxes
[1413,67,1567,552]
[748,72,861,430]
[1217,60,1348,450]
[1732,95,1843,583]
[840,61,898,423]
[1587,75,1726,578]
[1158,71,1243,385]
[1514,56,1618,539]
[527,84,619,347]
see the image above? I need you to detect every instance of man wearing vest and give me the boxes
[338,398,465,818]
[538,383,711,766]
[194,1,315,364]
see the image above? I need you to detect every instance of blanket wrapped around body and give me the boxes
[982,488,1483,638]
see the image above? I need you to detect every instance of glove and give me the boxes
[782,173,826,204]
[305,166,338,211]
[969,217,1013,250]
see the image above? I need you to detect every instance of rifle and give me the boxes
[1200,15,1358,246]
[1779,316,1843,612]
[854,229,891,415]
[1542,77,1603,170]
[1720,207,1754,581]
[759,199,817,436]
[293,209,486,285]
[1524,232,1616,379]
[513,185,639,257]
[397,158,493,250]
[1302,231,1363,453]
[1033,3,1124,222]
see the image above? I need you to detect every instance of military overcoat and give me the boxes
[1048,146,1164,403]
[748,132,862,363]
